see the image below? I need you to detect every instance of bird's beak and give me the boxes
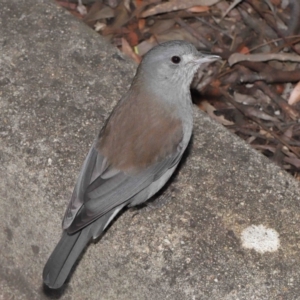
[194,54,221,64]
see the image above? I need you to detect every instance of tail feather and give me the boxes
[43,228,91,289]
[43,205,126,289]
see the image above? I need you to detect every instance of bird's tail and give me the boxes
[43,205,125,289]
[43,228,91,289]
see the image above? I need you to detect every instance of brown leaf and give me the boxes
[141,0,220,18]
[229,53,300,67]
[138,18,146,31]
[149,20,176,35]
[284,156,300,168]
[126,30,139,47]
[233,92,258,105]
[111,0,131,30]
[77,3,87,16]
[121,38,141,64]
[288,81,300,105]
[245,107,280,122]
[84,5,114,22]
[252,144,276,153]
[135,37,157,57]
[199,101,234,126]
[187,6,209,13]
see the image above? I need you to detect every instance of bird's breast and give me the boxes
[97,92,191,173]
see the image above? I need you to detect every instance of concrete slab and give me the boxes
[1,0,300,299]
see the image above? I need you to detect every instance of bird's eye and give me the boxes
[171,56,181,64]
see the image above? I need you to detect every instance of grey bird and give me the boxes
[43,40,219,289]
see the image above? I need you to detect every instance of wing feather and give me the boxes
[63,141,184,234]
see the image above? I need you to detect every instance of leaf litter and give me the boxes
[55,0,300,180]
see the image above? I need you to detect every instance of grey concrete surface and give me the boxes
[1,0,300,299]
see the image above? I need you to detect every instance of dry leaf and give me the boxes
[259,129,273,139]
[284,157,300,168]
[245,107,279,122]
[288,81,300,105]
[138,18,146,31]
[126,30,139,46]
[121,38,141,64]
[270,0,280,5]
[282,126,294,140]
[141,0,220,18]
[239,46,249,54]
[200,101,234,126]
[221,0,242,19]
[187,6,209,13]
[77,3,87,16]
[229,53,300,67]
[111,1,130,30]
[149,20,176,35]
[85,6,114,22]
[233,92,258,105]
[253,144,276,153]
[135,37,157,56]
[94,22,106,32]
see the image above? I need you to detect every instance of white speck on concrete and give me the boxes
[47,158,52,166]
[241,225,280,253]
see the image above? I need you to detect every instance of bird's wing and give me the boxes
[62,139,184,234]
